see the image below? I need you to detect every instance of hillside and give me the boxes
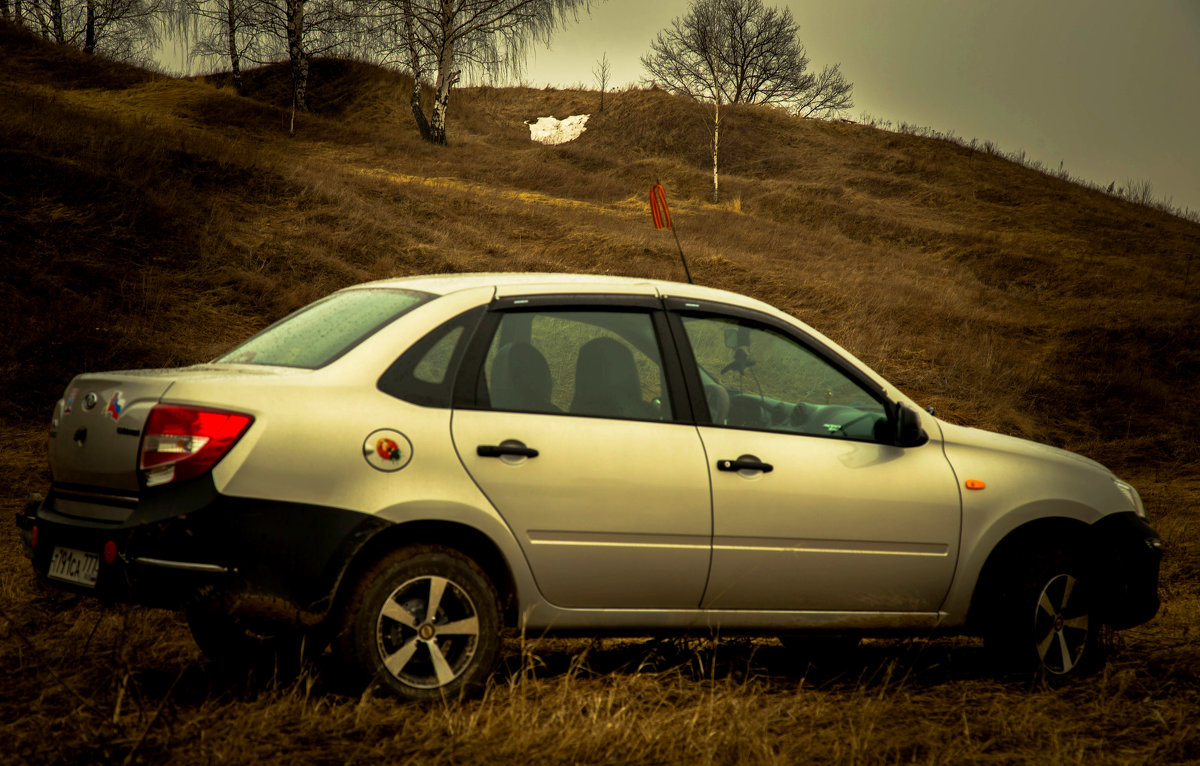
[3,23,1197,473]
[2,21,1199,762]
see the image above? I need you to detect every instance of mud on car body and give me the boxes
[18,273,1162,698]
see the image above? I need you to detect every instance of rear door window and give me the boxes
[477,310,673,422]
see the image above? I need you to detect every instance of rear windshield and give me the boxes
[216,288,433,369]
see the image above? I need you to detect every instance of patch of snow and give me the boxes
[527,114,589,145]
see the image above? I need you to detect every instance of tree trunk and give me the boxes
[226,0,242,95]
[1,0,10,22]
[711,99,721,204]
[285,0,307,112]
[83,0,94,53]
[49,0,63,43]
[401,0,432,141]
[427,40,457,145]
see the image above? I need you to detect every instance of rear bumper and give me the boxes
[19,479,388,625]
[1087,512,1162,630]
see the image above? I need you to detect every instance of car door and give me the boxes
[450,298,712,609]
[669,306,962,613]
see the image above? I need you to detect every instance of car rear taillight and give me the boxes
[139,405,254,487]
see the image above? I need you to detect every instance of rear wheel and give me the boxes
[984,546,1103,678]
[338,545,501,700]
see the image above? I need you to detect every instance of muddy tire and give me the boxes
[984,545,1103,678]
[338,545,501,700]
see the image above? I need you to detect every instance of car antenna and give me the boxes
[649,181,694,284]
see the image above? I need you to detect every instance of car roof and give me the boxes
[348,272,771,311]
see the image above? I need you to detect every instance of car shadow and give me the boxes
[495,634,999,691]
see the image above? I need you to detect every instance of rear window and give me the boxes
[216,289,433,369]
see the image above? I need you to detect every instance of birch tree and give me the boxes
[642,0,853,203]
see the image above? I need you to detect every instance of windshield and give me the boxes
[216,288,433,369]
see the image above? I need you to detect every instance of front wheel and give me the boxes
[984,547,1103,678]
[338,545,501,700]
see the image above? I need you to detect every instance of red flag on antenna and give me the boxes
[650,183,672,230]
[648,181,693,284]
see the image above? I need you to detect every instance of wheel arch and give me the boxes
[330,519,520,628]
[965,516,1089,633]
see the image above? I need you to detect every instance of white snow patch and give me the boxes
[527,114,590,145]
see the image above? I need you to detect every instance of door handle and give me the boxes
[716,456,773,473]
[477,443,539,459]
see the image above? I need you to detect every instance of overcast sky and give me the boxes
[516,0,1200,215]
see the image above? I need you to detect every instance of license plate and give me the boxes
[48,546,100,587]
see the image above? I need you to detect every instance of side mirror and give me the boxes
[895,403,927,447]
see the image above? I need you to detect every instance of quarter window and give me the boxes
[480,311,672,422]
[680,315,888,441]
[378,307,483,407]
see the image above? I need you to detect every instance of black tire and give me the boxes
[337,545,501,700]
[983,546,1104,678]
[185,598,312,678]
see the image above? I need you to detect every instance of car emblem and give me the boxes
[362,429,413,472]
[83,392,98,410]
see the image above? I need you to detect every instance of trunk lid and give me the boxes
[49,370,178,492]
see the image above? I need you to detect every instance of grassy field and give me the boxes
[2,21,1199,763]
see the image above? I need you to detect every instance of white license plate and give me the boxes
[48,546,100,587]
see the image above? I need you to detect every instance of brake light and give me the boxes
[139,405,254,487]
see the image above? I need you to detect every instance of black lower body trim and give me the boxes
[25,479,390,626]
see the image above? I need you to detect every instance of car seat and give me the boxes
[570,337,655,419]
[489,342,558,413]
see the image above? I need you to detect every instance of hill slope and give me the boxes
[2,21,1198,474]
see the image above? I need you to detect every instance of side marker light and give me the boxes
[965,479,986,490]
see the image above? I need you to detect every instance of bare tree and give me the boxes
[14,0,165,61]
[355,0,592,145]
[792,62,852,118]
[642,0,853,202]
[168,0,260,93]
[592,49,608,111]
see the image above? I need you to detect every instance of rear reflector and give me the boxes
[139,405,253,487]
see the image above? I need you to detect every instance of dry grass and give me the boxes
[3,21,1200,763]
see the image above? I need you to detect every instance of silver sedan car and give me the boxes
[19,273,1161,697]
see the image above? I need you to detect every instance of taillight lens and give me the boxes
[139,405,254,487]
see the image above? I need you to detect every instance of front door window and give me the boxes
[680,315,887,441]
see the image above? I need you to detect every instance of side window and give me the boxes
[481,310,672,422]
[680,315,888,441]
[377,307,483,407]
